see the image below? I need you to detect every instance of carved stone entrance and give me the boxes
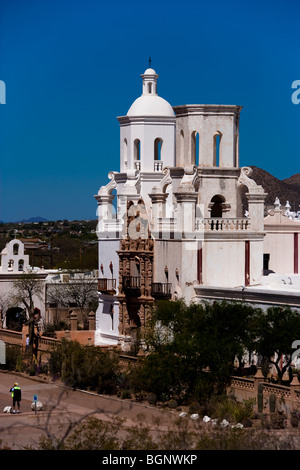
[117,200,155,348]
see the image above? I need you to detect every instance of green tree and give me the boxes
[49,339,121,394]
[10,272,45,358]
[132,299,260,401]
[46,274,98,328]
[254,306,300,384]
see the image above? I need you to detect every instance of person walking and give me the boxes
[9,382,21,414]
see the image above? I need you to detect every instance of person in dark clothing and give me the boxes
[9,382,21,413]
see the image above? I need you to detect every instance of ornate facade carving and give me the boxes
[117,199,154,339]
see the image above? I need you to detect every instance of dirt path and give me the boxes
[0,371,181,450]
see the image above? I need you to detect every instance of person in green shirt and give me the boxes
[9,382,22,414]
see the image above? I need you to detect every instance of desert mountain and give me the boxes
[250,166,300,212]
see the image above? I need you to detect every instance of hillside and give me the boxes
[250,166,300,212]
[0,219,98,270]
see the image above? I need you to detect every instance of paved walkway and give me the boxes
[0,371,179,450]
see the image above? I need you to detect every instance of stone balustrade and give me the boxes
[196,217,251,231]
[154,161,163,172]
[229,368,300,416]
[0,328,22,346]
[133,161,163,171]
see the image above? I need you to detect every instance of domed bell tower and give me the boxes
[117,67,176,175]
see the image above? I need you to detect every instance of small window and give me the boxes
[148,82,152,94]
[191,131,199,165]
[180,130,184,156]
[8,259,14,270]
[134,139,141,160]
[124,138,128,166]
[13,243,19,255]
[213,132,222,167]
[18,259,24,271]
[154,138,162,160]
[263,253,270,271]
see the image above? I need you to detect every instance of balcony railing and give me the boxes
[98,278,116,293]
[196,218,251,231]
[154,161,163,172]
[122,276,141,291]
[152,283,172,298]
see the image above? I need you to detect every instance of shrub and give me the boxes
[0,345,22,371]
[167,400,178,409]
[146,393,157,405]
[39,416,123,450]
[188,401,202,415]
[261,411,286,430]
[48,339,121,394]
[257,383,263,413]
[211,396,254,424]
[269,394,276,413]
[269,411,286,429]
[290,411,299,428]
[242,417,253,428]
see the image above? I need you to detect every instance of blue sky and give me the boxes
[0,0,299,222]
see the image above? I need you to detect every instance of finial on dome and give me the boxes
[149,56,152,68]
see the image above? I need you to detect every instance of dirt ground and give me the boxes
[0,370,186,450]
[2,370,300,454]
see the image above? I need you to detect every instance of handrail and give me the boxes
[152,282,172,296]
[122,276,141,289]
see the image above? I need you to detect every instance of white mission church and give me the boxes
[94,66,271,350]
[0,67,300,347]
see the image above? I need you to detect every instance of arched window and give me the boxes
[148,82,152,94]
[8,259,14,270]
[18,259,24,271]
[191,131,199,166]
[123,138,128,167]
[180,130,184,157]
[13,243,19,255]
[154,138,163,160]
[210,195,225,218]
[134,139,141,161]
[213,132,222,167]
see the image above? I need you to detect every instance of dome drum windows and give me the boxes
[154,138,163,171]
[134,139,141,161]
[154,138,163,161]
[134,139,141,169]
[123,138,128,169]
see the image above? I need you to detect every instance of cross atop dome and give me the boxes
[141,67,158,95]
[125,67,174,117]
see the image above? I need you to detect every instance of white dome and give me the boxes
[127,94,174,117]
[143,68,157,75]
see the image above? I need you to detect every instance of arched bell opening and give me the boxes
[209,195,226,218]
